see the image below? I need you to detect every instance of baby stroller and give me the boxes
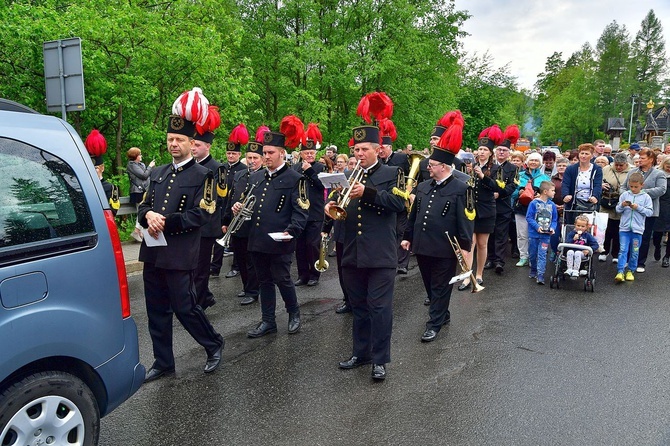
[549,210,597,292]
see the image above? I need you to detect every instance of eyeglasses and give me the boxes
[427,162,444,169]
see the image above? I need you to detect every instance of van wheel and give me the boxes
[0,371,99,446]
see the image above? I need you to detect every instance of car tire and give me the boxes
[0,371,99,446]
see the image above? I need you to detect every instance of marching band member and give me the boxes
[458,125,501,291]
[221,125,267,305]
[402,110,472,342]
[485,125,520,275]
[191,108,224,310]
[328,93,405,381]
[293,123,326,287]
[140,88,224,382]
[246,116,309,338]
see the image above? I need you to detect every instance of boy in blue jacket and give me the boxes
[615,172,653,282]
[526,181,558,285]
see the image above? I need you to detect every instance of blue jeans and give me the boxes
[529,235,551,280]
[618,231,642,273]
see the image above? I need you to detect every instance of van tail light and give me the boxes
[104,210,131,318]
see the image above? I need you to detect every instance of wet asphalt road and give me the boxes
[99,253,670,445]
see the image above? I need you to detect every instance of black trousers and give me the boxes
[342,266,395,364]
[143,263,223,370]
[231,235,258,296]
[487,211,512,266]
[416,254,457,331]
[653,231,670,258]
[295,220,323,281]
[336,241,349,305]
[210,242,239,274]
[250,252,300,323]
[603,217,621,257]
[638,216,657,267]
[396,211,410,268]
[194,236,216,308]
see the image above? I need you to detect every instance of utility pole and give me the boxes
[628,94,638,144]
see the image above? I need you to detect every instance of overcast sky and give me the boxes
[453,0,670,91]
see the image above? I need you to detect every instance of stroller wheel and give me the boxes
[550,275,555,289]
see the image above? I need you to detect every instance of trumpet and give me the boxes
[327,160,364,220]
[446,231,484,293]
[314,234,330,272]
[216,183,258,248]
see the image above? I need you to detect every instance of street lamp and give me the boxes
[628,94,639,144]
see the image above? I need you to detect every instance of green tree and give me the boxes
[594,21,633,122]
[631,9,667,105]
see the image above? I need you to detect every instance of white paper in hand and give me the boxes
[317,172,349,189]
[269,232,293,241]
[141,227,167,246]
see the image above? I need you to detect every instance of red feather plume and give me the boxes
[436,110,464,129]
[378,118,397,141]
[228,123,250,145]
[84,129,107,156]
[356,92,394,123]
[502,124,520,146]
[197,105,221,135]
[305,123,323,144]
[255,125,270,143]
[437,123,463,154]
[348,137,355,148]
[479,125,504,146]
[279,115,306,149]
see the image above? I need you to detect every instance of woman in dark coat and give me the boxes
[126,147,154,242]
[653,157,670,267]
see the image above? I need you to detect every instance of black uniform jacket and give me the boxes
[405,175,473,256]
[489,160,518,213]
[473,165,497,220]
[220,160,247,213]
[292,161,325,222]
[247,164,309,254]
[384,152,410,176]
[198,155,224,238]
[341,163,405,269]
[138,159,213,270]
[222,167,255,239]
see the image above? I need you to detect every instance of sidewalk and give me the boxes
[122,241,143,275]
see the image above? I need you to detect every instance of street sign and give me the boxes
[43,37,85,119]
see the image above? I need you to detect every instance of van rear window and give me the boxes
[0,138,94,248]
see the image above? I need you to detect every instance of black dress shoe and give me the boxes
[423,296,430,306]
[307,279,319,286]
[225,270,240,278]
[247,321,277,338]
[144,366,175,383]
[240,295,258,305]
[484,261,494,270]
[663,256,670,268]
[288,311,301,334]
[294,278,307,286]
[511,251,520,259]
[335,302,352,314]
[371,364,386,381]
[338,356,371,369]
[396,267,408,275]
[421,329,438,342]
[237,290,246,297]
[200,297,216,310]
[495,263,504,275]
[204,341,224,373]
[457,281,470,291]
[209,271,220,277]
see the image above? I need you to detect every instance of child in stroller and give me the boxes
[563,214,600,277]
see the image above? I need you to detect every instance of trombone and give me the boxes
[327,160,364,220]
[446,231,484,293]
